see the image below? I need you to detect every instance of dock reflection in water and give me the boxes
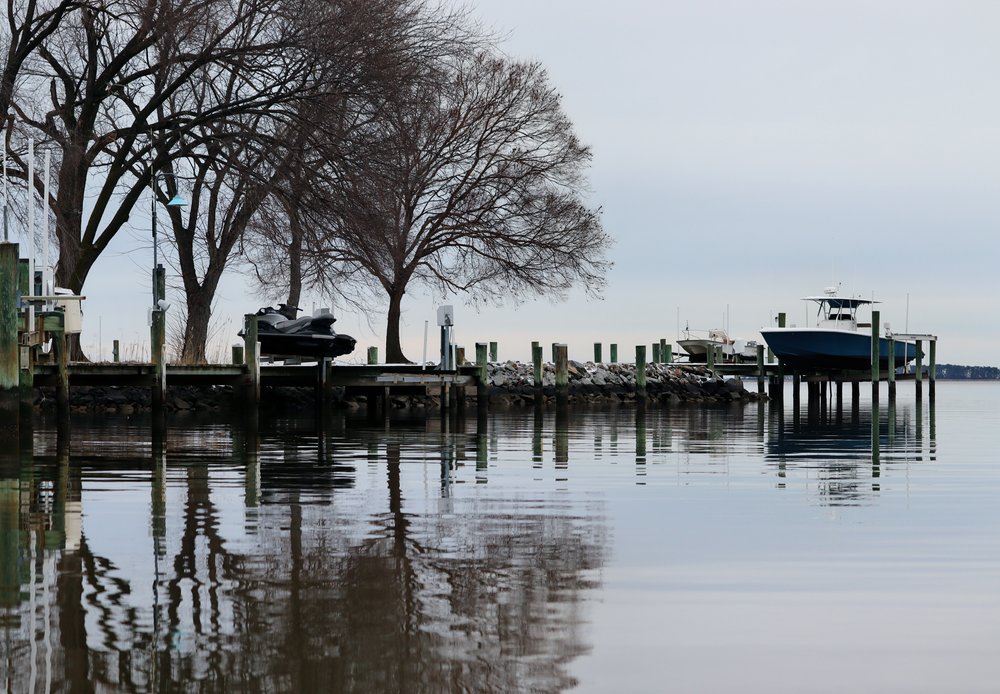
[0,387,955,692]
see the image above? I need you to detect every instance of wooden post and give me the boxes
[660,338,668,364]
[489,341,497,362]
[232,343,244,365]
[476,342,488,404]
[0,243,18,430]
[929,340,936,399]
[664,343,672,364]
[455,346,465,366]
[635,345,647,399]
[367,346,378,364]
[887,335,896,401]
[870,310,880,398]
[594,342,602,363]
[651,342,660,364]
[113,339,120,363]
[915,339,923,401]
[756,343,765,395]
[706,341,716,371]
[243,314,260,404]
[53,320,68,422]
[610,343,618,364]
[151,308,165,410]
[554,344,568,401]
[792,373,800,410]
[532,342,543,387]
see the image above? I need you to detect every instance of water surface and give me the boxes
[3,382,999,692]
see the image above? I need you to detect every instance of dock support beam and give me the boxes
[151,266,167,411]
[929,340,936,399]
[610,343,618,364]
[594,342,602,363]
[532,342,543,389]
[554,343,568,406]
[476,342,488,405]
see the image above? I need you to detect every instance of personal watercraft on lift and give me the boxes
[239,304,356,360]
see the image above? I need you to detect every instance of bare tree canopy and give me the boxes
[299,49,611,362]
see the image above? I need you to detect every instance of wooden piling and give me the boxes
[54,315,69,416]
[0,243,18,428]
[113,339,120,363]
[243,314,260,404]
[367,346,378,364]
[151,266,167,411]
[532,342,543,387]
[663,343,672,364]
[651,342,660,364]
[929,340,936,399]
[635,345,647,399]
[554,344,568,401]
[476,342,488,403]
[455,346,465,367]
[554,344,568,383]
[887,335,896,401]
[610,343,618,364]
[756,343,765,394]
[489,341,498,362]
[660,338,668,364]
[594,342,602,363]
[706,341,716,371]
[870,310,880,396]
[915,339,923,400]
[232,343,244,365]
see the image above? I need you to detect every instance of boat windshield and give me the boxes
[803,296,876,325]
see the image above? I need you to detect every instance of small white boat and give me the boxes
[677,328,759,363]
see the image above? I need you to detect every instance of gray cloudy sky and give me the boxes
[78,0,1000,365]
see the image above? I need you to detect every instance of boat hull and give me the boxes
[256,331,357,360]
[759,328,917,372]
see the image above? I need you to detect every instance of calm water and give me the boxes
[2,381,1000,693]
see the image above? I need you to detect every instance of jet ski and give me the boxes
[240,304,357,360]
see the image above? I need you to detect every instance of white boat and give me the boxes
[677,328,759,363]
[759,287,917,372]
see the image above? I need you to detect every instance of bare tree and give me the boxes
[303,50,611,362]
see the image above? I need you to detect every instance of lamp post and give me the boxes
[150,172,187,306]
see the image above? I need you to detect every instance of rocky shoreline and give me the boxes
[32,359,765,414]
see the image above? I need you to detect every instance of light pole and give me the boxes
[150,172,187,306]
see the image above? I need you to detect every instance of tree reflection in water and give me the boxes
[0,411,608,693]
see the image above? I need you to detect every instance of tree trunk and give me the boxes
[385,287,409,363]
[285,230,302,309]
[181,291,213,363]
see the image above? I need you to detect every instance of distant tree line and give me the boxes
[933,364,1000,380]
[2,0,611,362]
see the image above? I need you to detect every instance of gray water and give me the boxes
[2,381,999,693]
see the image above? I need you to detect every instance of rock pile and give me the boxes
[480,360,763,406]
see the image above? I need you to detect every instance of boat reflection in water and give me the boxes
[0,393,939,692]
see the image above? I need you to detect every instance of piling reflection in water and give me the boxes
[1,410,611,692]
[0,392,942,692]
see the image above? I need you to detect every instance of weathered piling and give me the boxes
[532,342,543,387]
[870,310,880,400]
[887,335,896,401]
[610,343,618,364]
[0,243,18,442]
[594,342,602,363]
[476,342,488,403]
[635,345,647,399]
[151,266,167,411]
[489,341,498,362]
[706,341,716,371]
[112,339,120,362]
[554,343,568,396]
[929,340,936,399]
[915,339,923,400]
[242,314,260,404]
[232,343,244,365]
[367,346,378,364]
[756,343,765,394]
[661,339,671,364]
[651,342,661,364]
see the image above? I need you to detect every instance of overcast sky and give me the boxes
[74,0,1000,365]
